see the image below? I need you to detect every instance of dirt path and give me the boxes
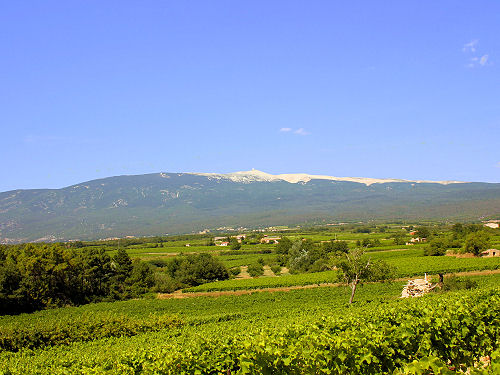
[280,266,290,275]
[262,265,276,277]
[236,265,251,279]
[157,269,500,300]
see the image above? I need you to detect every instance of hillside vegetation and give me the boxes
[1,172,500,241]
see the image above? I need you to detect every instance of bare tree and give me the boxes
[334,249,395,304]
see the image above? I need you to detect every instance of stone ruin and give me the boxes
[401,274,439,298]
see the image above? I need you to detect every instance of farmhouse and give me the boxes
[481,249,499,257]
[216,241,229,246]
[405,237,426,245]
[484,222,499,229]
[234,234,246,242]
[260,236,281,244]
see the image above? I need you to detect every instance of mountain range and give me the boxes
[1,170,500,243]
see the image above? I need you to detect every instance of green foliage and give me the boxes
[357,238,382,248]
[322,240,350,254]
[271,264,282,275]
[334,249,396,303]
[0,311,181,352]
[183,246,500,293]
[463,231,491,256]
[424,237,449,256]
[229,237,242,250]
[247,262,264,277]
[183,270,340,292]
[353,226,371,233]
[452,223,483,238]
[152,272,181,293]
[415,226,432,238]
[164,253,229,287]
[1,288,498,373]
[442,275,478,291]
[229,267,241,277]
[0,244,154,314]
[392,233,408,245]
[277,238,336,274]
[127,260,155,294]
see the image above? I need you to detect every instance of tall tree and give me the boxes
[463,231,490,256]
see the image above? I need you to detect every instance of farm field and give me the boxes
[1,273,500,374]
[184,248,499,293]
[1,223,499,374]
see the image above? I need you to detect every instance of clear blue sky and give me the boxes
[1,1,499,191]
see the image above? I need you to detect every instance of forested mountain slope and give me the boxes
[1,171,499,242]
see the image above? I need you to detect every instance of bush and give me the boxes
[229,267,241,277]
[424,237,448,256]
[270,265,281,275]
[442,275,478,291]
[230,238,241,250]
[165,253,229,287]
[152,272,182,293]
[247,263,264,277]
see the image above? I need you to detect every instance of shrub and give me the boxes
[165,253,229,287]
[247,263,264,277]
[152,272,182,293]
[442,275,478,291]
[230,267,241,277]
[270,265,281,275]
[424,237,448,256]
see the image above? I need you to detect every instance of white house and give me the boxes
[484,223,499,229]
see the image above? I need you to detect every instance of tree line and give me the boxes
[0,244,154,314]
[423,224,492,256]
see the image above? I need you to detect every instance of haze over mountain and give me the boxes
[1,170,499,243]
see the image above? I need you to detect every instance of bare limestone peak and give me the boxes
[192,170,465,186]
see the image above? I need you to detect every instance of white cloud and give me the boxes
[467,54,492,68]
[279,127,311,136]
[463,40,493,68]
[463,40,478,53]
[479,54,489,66]
[294,128,310,136]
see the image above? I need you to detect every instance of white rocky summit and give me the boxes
[191,169,465,186]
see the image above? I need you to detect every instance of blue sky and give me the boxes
[1,1,499,191]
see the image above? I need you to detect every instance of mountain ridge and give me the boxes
[1,171,499,243]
